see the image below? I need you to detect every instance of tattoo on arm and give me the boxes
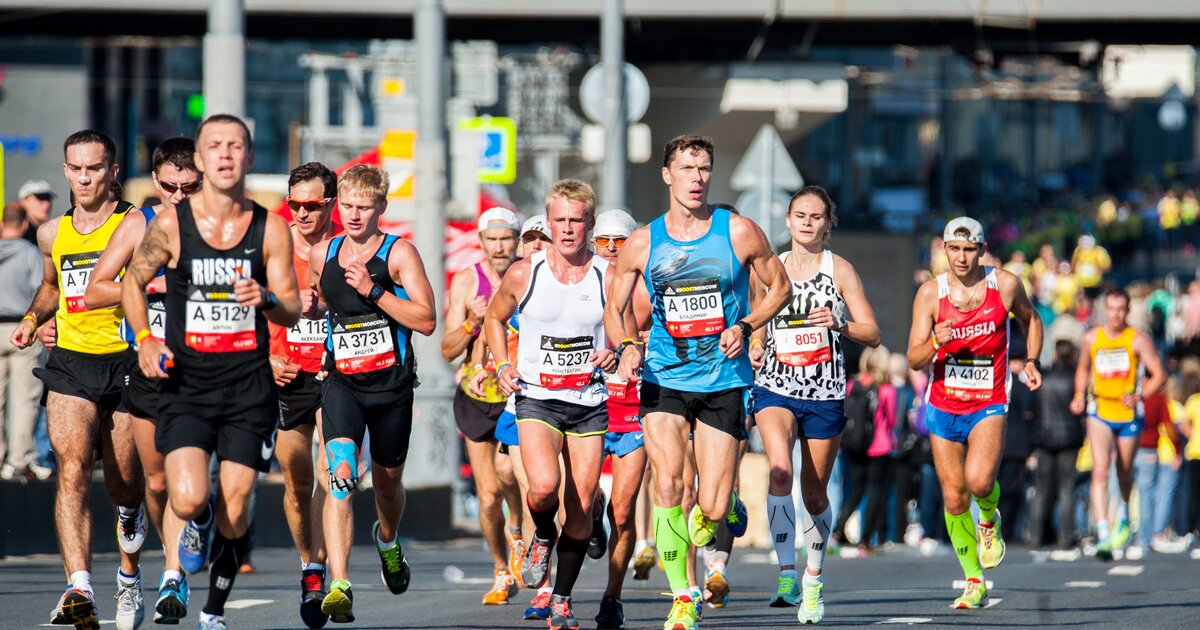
[127,220,171,289]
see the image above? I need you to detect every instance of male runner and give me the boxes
[747,186,880,623]
[267,162,338,626]
[1069,287,1165,560]
[122,114,302,629]
[484,179,617,630]
[603,135,792,630]
[442,206,525,605]
[83,136,198,625]
[308,164,436,622]
[907,217,1042,609]
[11,129,146,630]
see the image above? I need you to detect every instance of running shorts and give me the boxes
[515,396,607,437]
[1088,414,1144,439]
[750,386,846,439]
[35,347,132,416]
[639,382,748,440]
[122,364,161,420]
[926,403,1008,444]
[277,370,322,431]
[156,366,278,472]
[322,379,414,468]
[604,430,645,457]
[453,386,506,443]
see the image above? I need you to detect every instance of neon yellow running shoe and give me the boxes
[796,579,825,624]
[664,594,700,630]
[1112,518,1131,550]
[633,546,657,581]
[321,578,354,623]
[977,511,1006,570]
[688,505,717,547]
[952,577,988,609]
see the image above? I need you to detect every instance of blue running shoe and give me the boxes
[524,591,551,620]
[154,575,188,624]
[726,492,748,538]
[178,496,215,575]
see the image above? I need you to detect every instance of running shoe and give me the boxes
[196,612,227,630]
[726,493,748,538]
[796,579,825,624]
[1112,518,1131,550]
[978,510,1005,569]
[508,528,527,586]
[153,576,188,624]
[116,505,147,555]
[690,588,705,621]
[522,534,555,589]
[114,573,144,630]
[373,520,410,595]
[321,578,354,623]
[595,595,625,630]
[704,566,729,609]
[632,545,657,581]
[50,587,99,630]
[588,495,609,560]
[548,594,579,629]
[481,569,519,605]
[769,573,801,607]
[688,505,717,547]
[1095,538,1114,562]
[664,594,699,630]
[524,590,552,620]
[300,567,329,628]
[952,576,988,609]
[178,496,216,575]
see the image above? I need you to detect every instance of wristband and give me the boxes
[22,312,36,326]
[750,338,764,347]
[135,329,153,345]
[463,320,477,335]
[263,291,280,311]
[1025,358,1041,371]
[931,336,940,351]
[495,361,513,376]
[1073,391,1085,401]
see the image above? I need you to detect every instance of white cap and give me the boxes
[477,206,520,233]
[521,214,550,239]
[942,217,985,244]
[594,209,637,238]
[18,180,54,199]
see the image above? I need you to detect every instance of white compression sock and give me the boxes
[802,505,832,575]
[768,493,797,569]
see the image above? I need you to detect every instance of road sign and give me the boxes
[459,116,517,184]
[580,62,651,124]
[731,124,803,192]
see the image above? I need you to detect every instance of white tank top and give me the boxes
[754,249,847,400]
[516,250,609,406]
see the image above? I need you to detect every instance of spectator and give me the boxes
[1178,358,1200,555]
[1181,189,1199,253]
[1052,261,1081,315]
[833,346,896,552]
[16,179,54,246]
[0,202,48,481]
[1004,250,1034,299]
[1071,234,1111,300]
[1000,351,1037,541]
[889,353,920,545]
[1031,243,1059,307]
[1028,341,1085,553]
[1131,381,1184,559]
[1158,190,1182,251]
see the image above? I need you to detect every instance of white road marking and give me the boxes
[1107,565,1144,576]
[876,617,932,624]
[224,599,275,609]
[951,579,994,589]
[1065,581,1105,588]
[985,597,1003,608]
[41,624,113,627]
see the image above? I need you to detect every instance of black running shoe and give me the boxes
[594,595,625,629]
[300,568,329,628]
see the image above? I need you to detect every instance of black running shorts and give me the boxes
[277,370,322,431]
[452,386,506,443]
[35,347,132,416]
[123,364,162,420]
[639,382,748,440]
[514,396,608,437]
[321,378,414,468]
[156,366,278,472]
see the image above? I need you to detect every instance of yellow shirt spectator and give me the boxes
[1185,393,1200,461]
[1072,240,1111,289]
[1159,194,1182,230]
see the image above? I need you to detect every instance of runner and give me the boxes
[308,164,436,622]
[267,162,338,627]
[83,136,198,625]
[746,186,880,623]
[484,179,617,630]
[10,129,146,630]
[906,217,1043,609]
[602,135,792,630]
[1069,287,1166,560]
[442,206,524,606]
[121,114,302,629]
[590,209,652,630]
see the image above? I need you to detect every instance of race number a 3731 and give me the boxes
[332,314,395,375]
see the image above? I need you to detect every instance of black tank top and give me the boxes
[321,234,416,392]
[165,199,270,387]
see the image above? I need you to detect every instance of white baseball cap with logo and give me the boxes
[594,209,637,239]
[521,214,550,239]
[477,206,520,233]
[18,180,55,199]
[942,217,986,244]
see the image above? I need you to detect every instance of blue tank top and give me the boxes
[643,208,751,392]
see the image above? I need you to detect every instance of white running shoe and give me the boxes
[116,505,147,554]
[114,573,145,630]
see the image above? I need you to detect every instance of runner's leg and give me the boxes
[604,444,647,598]
[47,392,102,581]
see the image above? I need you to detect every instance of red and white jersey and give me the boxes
[927,267,1011,414]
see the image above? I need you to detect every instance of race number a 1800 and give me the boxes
[663,277,724,338]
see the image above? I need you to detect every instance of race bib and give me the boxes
[772,315,831,367]
[606,374,629,399]
[1095,348,1131,379]
[332,314,395,374]
[663,277,724,338]
[944,356,994,402]
[538,335,594,389]
[287,317,328,360]
[147,295,167,343]
[61,251,102,314]
[185,284,257,352]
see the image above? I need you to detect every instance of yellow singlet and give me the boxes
[52,201,132,355]
[1088,327,1138,422]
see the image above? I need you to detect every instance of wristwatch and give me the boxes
[734,320,752,340]
[367,284,385,302]
[1024,358,1040,370]
[616,340,641,357]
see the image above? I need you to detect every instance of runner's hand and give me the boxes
[467,367,489,398]
[138,338,173,379]
[809,306,839,329]
[10,318,36,349]
[591,348,617,373]
[270,354,300,387]
[147,276,167,295]
[1069,396,1085,415]
[300,288,319,317]
[38,319,56,349]
[932,318,954,348]
[617,345,642,384]
[467,295,488,329]
[749,339,765,369]
[497,363,523,397]
[1023,361,1042,391]
[719,327,744,359]
[344,261,374,297]
[234,277,267,308]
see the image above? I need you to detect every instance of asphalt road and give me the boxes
[2,539,1197,629]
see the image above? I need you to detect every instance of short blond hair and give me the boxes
[544,179,596,216]
[858,345,891,383]
[339,164,389,206]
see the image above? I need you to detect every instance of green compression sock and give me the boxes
[945,509,982,580]
[653,505,691,593]
[975,481,1000,524]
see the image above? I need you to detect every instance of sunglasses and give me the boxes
[521,232,550,243]
[593,236,626,248]
[287,197,333,212]
[33,193,54,202]
[158,180,201,195]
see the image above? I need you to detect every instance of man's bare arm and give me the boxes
[85,211,146,310]
[381,239,437,337]
[122,214,175,335]
[255,214,301,328]
[907,281,939,370]
[441,268,478,361]
[603,228,648,347]
[1135,332,1167,399]
[734,217,791,330]
[483,261,527,366]
[1003,270,1044,366]
[26,220,62,324]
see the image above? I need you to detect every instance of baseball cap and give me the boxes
[477,207,520,233]
[594,209,637,238]
[18,180,54,199]
[942,217,985,244]
[521,214,550,239]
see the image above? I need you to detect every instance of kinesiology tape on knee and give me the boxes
[326,441,359,500]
